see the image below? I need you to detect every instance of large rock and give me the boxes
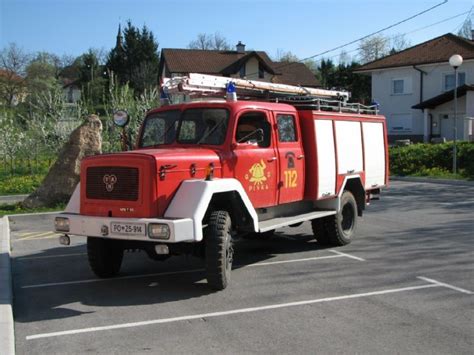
[23,115,102,208]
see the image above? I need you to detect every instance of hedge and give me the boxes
[389,142,474,179]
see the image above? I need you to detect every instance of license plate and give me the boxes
[110,222,146,236]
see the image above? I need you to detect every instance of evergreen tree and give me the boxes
[107,21,160,93]
[317,59,370,104]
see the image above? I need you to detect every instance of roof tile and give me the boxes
[355,33,474,72]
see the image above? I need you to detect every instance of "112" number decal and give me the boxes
[284,170,298,188]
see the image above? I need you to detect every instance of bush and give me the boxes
[389,142,474,179]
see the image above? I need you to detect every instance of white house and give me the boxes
[355,33,474,143]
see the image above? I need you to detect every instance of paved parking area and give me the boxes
[9,181,474,354]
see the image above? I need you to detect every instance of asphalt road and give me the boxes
[9,181,474,354]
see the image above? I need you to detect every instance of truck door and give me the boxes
[232,110,278,208]
[274,113,305,204]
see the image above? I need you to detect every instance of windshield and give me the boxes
[140,108,229,147]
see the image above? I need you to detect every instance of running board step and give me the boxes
[258,210,336,233]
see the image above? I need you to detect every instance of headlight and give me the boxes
[148,223,170,240]
[55,217,70,232]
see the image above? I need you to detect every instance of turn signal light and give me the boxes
[205,163,214,181]
[54,217,70,232]
[148,223,170,240]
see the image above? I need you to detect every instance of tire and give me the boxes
[311,218,331,245]
[326,190,358,246]
[87,237,124,278]
[205,210,233,290]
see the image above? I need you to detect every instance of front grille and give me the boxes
[86,166,139,201]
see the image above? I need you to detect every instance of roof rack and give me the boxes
[272,96,379,115]
[161,73,378,114]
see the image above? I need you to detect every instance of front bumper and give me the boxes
[54,213,195,243]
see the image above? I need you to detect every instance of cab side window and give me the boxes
[235,112,271,148]
[277,114,297,142]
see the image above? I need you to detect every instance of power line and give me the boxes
[299,0,448,63]
[245,1,449,79]
[452,5,473,33]
[315,9,472,65]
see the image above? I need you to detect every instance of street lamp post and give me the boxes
[449,54,463,175]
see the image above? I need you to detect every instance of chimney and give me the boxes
[236,41,245,54]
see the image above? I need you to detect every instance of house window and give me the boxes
[392,79,404,94]
[239,64,246,78]
[391,76,412,95]
[258,63,264,79]
[443,72,465,91]
[389,113,412,133]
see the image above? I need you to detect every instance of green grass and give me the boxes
[0,202,65,217]
[0,174,46,195]
[0,157,53,194]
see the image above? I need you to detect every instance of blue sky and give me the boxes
[0,0,472,62]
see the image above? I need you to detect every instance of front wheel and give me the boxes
[87,237,124,278]
[205,210,233,290]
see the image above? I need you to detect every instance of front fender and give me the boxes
[164,178,258,241]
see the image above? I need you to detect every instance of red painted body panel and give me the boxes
[80,153,158,218]
[80,100,388,218]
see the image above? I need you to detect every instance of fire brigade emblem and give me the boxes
[245,159,270,191]
[103,174,117,192]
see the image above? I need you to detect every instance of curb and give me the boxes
[390,176,474,187]
[0,216,15,355]
[0,195,28,205]
[7,211,62,219]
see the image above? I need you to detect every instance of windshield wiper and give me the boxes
[197,119,226,144]
[152,120,178,146]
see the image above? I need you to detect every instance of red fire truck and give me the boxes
[54,74,388,290]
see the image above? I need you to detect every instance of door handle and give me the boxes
[297,154,304,160]
[267,157,277,162]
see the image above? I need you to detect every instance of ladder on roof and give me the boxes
[161,73,379,114]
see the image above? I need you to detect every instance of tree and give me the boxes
[389,34,411,54]
[0,43,29,107]
[316,59,370,103]
[26,53,58,95]
[338,50,351,65]
[107,21,160,93]
[274,49,299,63]
[457,16,473,39]
[317,58,335,88]
[358,35,389,64]
[188,32,231,50]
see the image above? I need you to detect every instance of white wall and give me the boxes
[429,96,466,140]
[370,59,474,141]
[244,57,272,82]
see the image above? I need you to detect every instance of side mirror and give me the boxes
[113,110,129,127]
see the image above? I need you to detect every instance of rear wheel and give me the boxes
[205,210,233,290]
[327,190,358,246]
[87,237,124,278]
[312,191,358,246]
[311,218,330,245]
